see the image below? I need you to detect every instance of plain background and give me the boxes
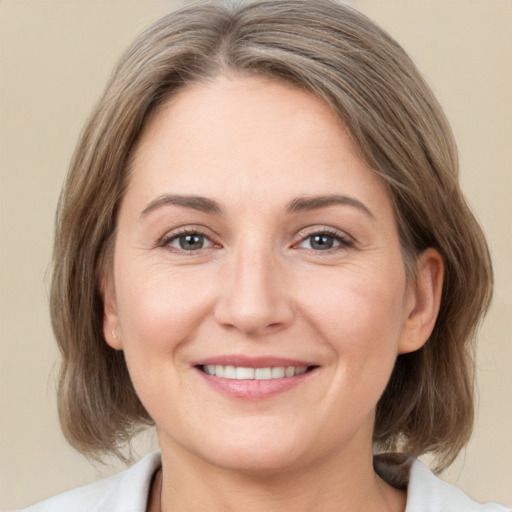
[0,0,510,509]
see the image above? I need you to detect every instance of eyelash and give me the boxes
[294,228,354,252]
[159,227,354,254]
[159,227,217,253]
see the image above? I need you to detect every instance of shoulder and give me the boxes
[406,458,510,512]
[13,452,161,512]
[374,454,510,512]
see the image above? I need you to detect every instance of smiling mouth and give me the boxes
[198,365,316,380]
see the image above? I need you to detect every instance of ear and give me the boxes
[398,248,444,354]
[100,269,123,350]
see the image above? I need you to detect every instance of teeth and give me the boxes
[236,367,255,379]
[271,367,285,378]
[202,365,309,379]
[255,367,272,380]
[223,365,236,378]
[285,366,295,377]
[205,365,216,375]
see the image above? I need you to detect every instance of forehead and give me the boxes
[127,74,391,217]
[135,75,350,160]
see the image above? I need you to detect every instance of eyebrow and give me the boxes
[140,193,374,219]
[286,194,374,219]
[140,194,222,218]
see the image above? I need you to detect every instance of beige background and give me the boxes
[0,0,510,509]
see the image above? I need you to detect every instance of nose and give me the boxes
[214,244,295,337]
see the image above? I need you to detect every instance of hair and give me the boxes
[51,0,492,471]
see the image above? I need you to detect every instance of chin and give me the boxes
[161,421,318,476]
[200,442,307,475]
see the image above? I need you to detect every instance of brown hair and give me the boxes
[51,0,492,470]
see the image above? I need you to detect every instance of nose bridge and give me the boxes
[215,233,293,336]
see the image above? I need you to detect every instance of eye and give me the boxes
[164,231,213,251]
[296,231,352,251]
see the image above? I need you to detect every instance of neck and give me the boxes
[156,435,405,512]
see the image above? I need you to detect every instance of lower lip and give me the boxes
[196,368,315,400]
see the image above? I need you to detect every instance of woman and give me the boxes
[16,0,509,510]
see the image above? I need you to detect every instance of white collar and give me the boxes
[20,451,509,512]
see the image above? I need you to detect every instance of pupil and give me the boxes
[180,234,203,250]
[311,234,333,250]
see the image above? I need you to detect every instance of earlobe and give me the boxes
[398,248,444,354]
[100,270,123,350]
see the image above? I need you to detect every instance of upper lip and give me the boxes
[192,355,317,368]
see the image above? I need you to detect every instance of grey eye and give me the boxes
[308,234,336,250]
[296,231,351,251]
[169,233,211,251]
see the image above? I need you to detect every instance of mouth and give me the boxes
[193,355,320,400]
[198,364,314,380]
[193,357,319,399]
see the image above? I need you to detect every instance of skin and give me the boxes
[103,74,443,512]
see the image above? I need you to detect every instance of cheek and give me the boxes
[305,262,406,336]
[114,263,217,355]
[300,263,407,377]
[112,265,217,421]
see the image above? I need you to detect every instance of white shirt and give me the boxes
[15,452,510,512]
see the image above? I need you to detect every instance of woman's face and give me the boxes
[104,75,435,474]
